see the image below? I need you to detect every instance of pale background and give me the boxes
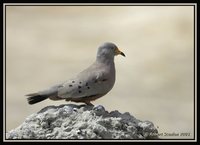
[6,5,194,139]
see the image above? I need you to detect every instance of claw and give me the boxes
[85,102,94,106]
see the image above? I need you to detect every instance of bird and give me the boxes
[26,42,125,105]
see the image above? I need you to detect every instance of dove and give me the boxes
[26,42,125,105]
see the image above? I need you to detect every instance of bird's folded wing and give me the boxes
[57,71,108,99]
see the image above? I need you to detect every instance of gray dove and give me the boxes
[27,42,125,105]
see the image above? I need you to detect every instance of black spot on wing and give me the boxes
[102,79,108,82]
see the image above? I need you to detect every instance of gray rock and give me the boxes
[6,104,158,139]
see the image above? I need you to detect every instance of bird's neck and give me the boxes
[96,55,115,65]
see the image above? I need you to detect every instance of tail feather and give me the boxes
[26,93,48,105]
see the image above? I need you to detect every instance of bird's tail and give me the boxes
[26,93,48,105]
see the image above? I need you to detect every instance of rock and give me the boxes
[6,104,158,139]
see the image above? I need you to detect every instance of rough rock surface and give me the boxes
[6,104,158,139]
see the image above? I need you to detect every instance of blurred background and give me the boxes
[6,5,194,139]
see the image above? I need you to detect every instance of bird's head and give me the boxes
[96,42,125,63]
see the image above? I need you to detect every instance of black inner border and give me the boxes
[3,4,196,141]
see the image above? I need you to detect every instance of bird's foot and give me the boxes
[85,102,94,106]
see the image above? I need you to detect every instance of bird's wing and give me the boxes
[57,69,109,99]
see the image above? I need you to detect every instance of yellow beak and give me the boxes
[115,48,125,57]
